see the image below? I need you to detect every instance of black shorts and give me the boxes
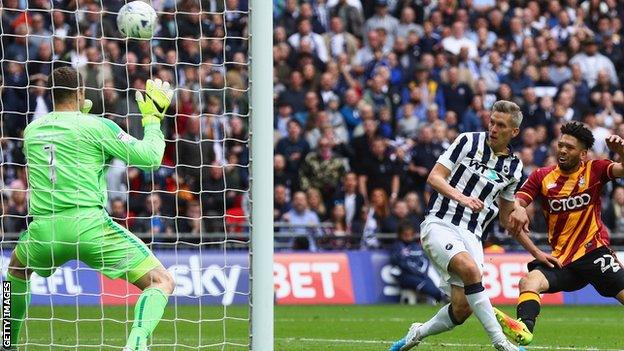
[528,246,624,298]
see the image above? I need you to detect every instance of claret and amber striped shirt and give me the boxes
[516,159,616,266]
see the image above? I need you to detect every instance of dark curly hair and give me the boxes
[560,122,595,150]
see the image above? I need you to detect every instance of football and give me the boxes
[117,1,157,39]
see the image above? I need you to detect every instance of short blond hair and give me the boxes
[492,100,523,127]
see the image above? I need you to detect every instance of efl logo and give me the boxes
[2,281,10,348]
[548,193,591,212]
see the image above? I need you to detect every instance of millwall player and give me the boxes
[389,101,524,351]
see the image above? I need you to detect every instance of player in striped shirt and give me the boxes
[496,122,624,346]
[389,101,524,351]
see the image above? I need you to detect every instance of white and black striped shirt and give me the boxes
[425,132,523,239]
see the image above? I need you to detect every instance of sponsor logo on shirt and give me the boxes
[117,132,132,143]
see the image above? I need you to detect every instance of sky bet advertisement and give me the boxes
[1,250,622,306]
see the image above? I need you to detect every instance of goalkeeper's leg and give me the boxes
[5,251,33,350]
[123,265,175,351]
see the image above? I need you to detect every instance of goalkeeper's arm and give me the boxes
[90,79,173,171]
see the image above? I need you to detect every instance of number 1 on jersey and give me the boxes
[43,144,57,183]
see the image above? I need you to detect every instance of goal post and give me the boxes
[249,0,274,349]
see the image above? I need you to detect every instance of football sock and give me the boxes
[418,304,461,338]
[517,291,541,332]
[125,287,169,350]
[464,282,506,345]
[7,272,31,347]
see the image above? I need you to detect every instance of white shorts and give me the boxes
[420,217,484,294]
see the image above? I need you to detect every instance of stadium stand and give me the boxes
[1,0,624,251]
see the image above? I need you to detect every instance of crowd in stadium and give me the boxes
[1,0,624,250]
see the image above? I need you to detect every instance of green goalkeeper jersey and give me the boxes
[24,111,165,215]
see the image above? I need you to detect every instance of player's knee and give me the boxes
[449,255,481,284]
[158,269,175,295]
[519,273,545,293]
[8,253,29,280]
[7,267,28,281]
[456,265,482,284]
[518,276,531,291]
[452,302,472,322]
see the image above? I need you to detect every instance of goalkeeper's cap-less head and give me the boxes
[48,66,84,105]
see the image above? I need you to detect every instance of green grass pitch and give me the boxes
[17,304,624,350]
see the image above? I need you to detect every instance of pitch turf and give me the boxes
[16,304,624,350]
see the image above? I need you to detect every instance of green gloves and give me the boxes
[80,99,93,114]
[135,78,174,126]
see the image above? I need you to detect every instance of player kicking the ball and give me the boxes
[496,121,624,346]
[389,101,524,351]
[4,67,175,351]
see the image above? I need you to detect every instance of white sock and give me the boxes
[418,304,457,338]
[464,283,506,345]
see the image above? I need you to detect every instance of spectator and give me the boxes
[306,187,328,222]
[27,74,52,121]
[360,188,390,248]
[288,17,329,63]
[322,203,354,249]
[274,184,292,221]
[501,58,534,98]
[279,71,307,113]
[396,7,423,39]
[441,21,478,59]
[403,192,425,224]
[381,200,421,234]
[570,37,618,88]
[548,49,573,86]
[364,0,398,48]
[133,194,174,236]
[604,187,624,233]
[200,162,227,232]
[339,88,363,136]
[329,0,364,38]
[275,119,310,180]
[3,180,28,233]
[178,201,203,235]
[408,126,444,194]
[282,191,322,251]
[440,66,473,119]
[110,199,132,229]
[333,172,365,228]
[349,115,378,174]
[274,154,295,191]
[27,13,52,55]
[390,221,447,303]
[323,16,358,61]
[176,117,216,191]
[359,137,400,201]
[299,136,346,196]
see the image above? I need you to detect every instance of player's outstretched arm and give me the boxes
[606,135,624,177]
[514,229,562,269]
[91,79,173,170]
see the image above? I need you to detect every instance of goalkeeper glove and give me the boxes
[135,78,174,126]
[80,99,93,114]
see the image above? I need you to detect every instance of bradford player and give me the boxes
[495,122,624,346]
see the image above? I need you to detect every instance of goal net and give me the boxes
[0,0,272,350]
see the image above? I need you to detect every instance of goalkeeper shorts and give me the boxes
[14,206,161,283]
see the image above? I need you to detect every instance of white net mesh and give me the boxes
[0,0,251,349]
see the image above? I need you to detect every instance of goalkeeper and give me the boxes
[4,67,175,351]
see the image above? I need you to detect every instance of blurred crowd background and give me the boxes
[1,0,624,251]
